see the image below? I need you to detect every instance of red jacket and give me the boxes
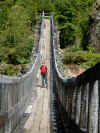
[40,65,47,74]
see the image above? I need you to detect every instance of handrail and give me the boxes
[0,13,44,133]
[50,15,100,133]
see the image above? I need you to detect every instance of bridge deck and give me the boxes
[14,19,51,133]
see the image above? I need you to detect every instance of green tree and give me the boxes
[0,0,39,65]
[54,0,94,49]
[38,0,53,13]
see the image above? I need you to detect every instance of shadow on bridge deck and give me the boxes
[68,119,87,133]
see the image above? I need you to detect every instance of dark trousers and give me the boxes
[41,73,48,87]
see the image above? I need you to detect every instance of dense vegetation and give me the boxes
[38,0,53,13]
[0,0,53,75]
[54,0,100,69]
[0,0,38,63]
[0,0,39,75]
[0,0,99,75]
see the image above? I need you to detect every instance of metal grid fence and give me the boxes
[50,15,100,133]
[0,14,44,133]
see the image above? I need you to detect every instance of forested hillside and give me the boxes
[0,0,38,63]
[0,0,39,75]
[0,0,99,75]
[54,0,100,69]
[0,0,53,75]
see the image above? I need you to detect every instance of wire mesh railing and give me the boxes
[0,13,44,133]
[50,15,100,133]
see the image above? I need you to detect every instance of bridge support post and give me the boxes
[88,81,99,133]
[75,88,81,125]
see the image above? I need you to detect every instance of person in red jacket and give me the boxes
[40,61,48,88]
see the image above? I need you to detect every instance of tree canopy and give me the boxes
[54,0,94,49]
[0,0,38,65]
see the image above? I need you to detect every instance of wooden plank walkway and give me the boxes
[24,19,51,133]
[14,19,51,133]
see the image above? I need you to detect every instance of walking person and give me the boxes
[40,61,48,88]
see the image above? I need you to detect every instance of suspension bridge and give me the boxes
[0,15,99,133]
